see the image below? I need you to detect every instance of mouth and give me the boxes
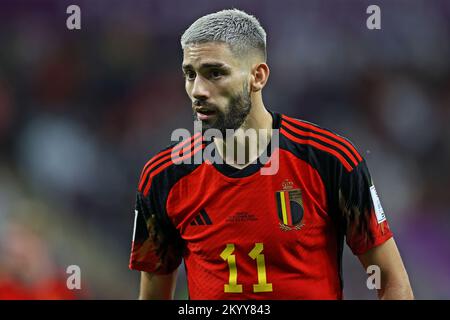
[195,107,217,121]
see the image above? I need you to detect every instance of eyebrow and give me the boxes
[182,62,229,71]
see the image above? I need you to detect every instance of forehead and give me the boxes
[182,42,239,68]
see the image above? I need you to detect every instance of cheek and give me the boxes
[217,78,241,98]
[185,82,193,98]
[215,88,234,105]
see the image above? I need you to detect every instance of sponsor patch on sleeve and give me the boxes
[370,185,386,224]
[132,209,138,241]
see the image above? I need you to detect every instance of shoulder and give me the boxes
[137,132,204,196]
[279,113,364,172]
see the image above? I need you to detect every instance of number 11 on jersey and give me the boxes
[220,244,243,293]
[220,243,273,293]
[249,243,273,292]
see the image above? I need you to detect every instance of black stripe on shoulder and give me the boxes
[282,116,362,163]
[139,136,204,193]
[281,123,357,170]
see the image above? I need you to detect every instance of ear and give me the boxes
[250,63,270,92]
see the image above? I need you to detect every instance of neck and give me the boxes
[215,93,273,168]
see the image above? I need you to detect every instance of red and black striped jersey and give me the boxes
[129,111,393,299]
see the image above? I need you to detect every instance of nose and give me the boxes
[191,76,210,101]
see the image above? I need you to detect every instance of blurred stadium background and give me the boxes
[0,0,449,299]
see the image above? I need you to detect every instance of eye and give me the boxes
[184,71,196,81]
[210,69,223,79]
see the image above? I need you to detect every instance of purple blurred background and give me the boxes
[0,0,449,299]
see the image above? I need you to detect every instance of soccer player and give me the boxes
[129,9,413,300]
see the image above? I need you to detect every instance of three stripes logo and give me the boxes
[190,209,213,226]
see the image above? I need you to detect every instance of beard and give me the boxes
[192,83,252,135]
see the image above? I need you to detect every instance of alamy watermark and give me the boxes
[66,265,81,290]
[170,121,280,175]
[66,5,380,31]
[366,264,381,290]
[366,5,381,30]
[66,5,81,30]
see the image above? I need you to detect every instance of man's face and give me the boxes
[182,42,252,133]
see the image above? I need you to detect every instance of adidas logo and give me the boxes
[190,209,212,226]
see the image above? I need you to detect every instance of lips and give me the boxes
[195,107,215,115]
[195,107,216,120]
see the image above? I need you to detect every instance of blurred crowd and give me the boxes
[0,0,449,299]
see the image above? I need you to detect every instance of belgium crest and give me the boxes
[275,179,305,231]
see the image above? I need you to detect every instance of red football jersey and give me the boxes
[129,112,393,299]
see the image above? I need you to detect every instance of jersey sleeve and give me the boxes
[128,185,184,275]
[338,159,393,255]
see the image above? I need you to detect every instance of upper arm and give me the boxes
[336,157,413,298]
[358,237,406,276]
[358,237,414,299]
[338,159,393,255]
[128,153,186,300]
[139,270,179,300]
[129,191,183,274]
